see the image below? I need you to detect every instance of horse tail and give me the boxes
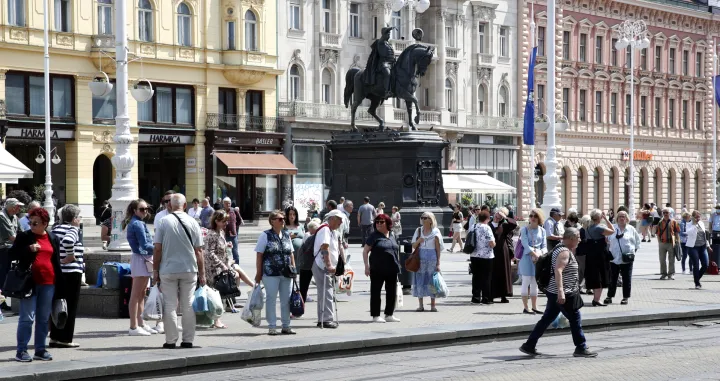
[344,68,360,108]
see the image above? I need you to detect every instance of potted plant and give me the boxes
[88,72,114,97]
[131,80,154,103]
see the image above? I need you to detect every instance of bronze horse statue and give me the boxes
[344,44,435,132]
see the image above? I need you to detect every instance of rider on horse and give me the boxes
[362,26,396,100]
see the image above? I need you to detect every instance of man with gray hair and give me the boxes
[19,201,40,232]
[0,197,23,302]
[153,193,205,349]
[657,207,680,280]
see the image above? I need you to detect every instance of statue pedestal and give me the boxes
[327,130,452,240]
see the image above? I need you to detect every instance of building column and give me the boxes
[436,8,447,116]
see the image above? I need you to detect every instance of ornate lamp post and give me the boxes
[614,20,650,221]
[540,0,560,216]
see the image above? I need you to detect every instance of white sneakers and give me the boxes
[384,315,401,323]
[128,327,151,336]
[155,322,165,334]
[140,325,158,334]
[373,316,386,323]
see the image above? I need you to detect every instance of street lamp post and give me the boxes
[615,20,650,222]
[540,0,561,217]
[42,0,55,225]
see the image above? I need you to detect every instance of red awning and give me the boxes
[216,153,298,175]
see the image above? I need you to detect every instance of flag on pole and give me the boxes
[523,47,538,146]
[715,75,720,107]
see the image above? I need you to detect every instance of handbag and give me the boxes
[51,299,68,329]
[405,228,421,272]
[2,261,35,299]
[213,270,241,298]
[614,230,635,263]
[289,279,304,316]
[463,226,477,254]
[674,244,683,262]
[514,227,525,260]
[563,292,584,312]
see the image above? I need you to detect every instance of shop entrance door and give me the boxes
[237,174,255,221]
[93,154,113,222]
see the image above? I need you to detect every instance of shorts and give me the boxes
[130,253,153,277]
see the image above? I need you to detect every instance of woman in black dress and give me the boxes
[489,207,517,303]
[584,209,615,306]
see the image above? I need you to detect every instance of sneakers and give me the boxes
[519,343,541,356]
[317,321,339,329]
[281,328,297,335]
[129,327,152,336]
[660,275,668,280]
[385,315,401,322]
[268,329,279,335]
[155,322,165,334]
[372,316,387,323]
[33,351,53,361]
[140,325,158,334]
[15,351,32,362]
[573,347,598,358]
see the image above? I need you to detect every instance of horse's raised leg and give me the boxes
[368,98,385,131]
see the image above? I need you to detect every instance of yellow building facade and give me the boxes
[0,0,285,222]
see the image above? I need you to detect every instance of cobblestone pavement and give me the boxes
[0,238,716,364]
[144,322,720,381]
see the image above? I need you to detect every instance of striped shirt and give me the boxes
[51,224,85,273]
[546,244,579,295]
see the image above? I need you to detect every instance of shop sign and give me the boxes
[6,127,74,140]
[222,136,282,147]
[139,133,194,145]
[622,149,653,161]
[186,157,196,167]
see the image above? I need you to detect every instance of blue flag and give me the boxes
[715,75,720,108]
[523,47,538,146]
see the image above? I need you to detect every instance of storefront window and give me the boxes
[255,175,278,212]
[213,158,237,206]
[456,146,518,208]
[293,145,324,219]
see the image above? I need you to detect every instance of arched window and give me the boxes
[593,168,602,210]
[8,0,25,26]
[289,65,302,101]
[609,167,617,210]
[445,79,454,112]
[321,69,332,104]
[138,0,153,41]
[177,3,191,46]
[98,0,113,34]
[478,85,486,115]
[245,10,257,51]
[499,86,508,117]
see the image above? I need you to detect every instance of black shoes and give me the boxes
[480,298,493,305]
[317,322,339,329]
[163,343,191,349]
[471,297,481,304]
[162,343,176,349]
[500,297,510,303]
[180,342,193,349]
[592,300,607,307]
[603,297,612,304]
[523,309,535,314]
[573,348,598,358]
[519,343,541,356]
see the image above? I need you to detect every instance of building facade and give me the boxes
[276,0,523,218]
[0,0,286,222]
[518,0,718,218]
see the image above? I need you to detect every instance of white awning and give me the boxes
[442,170,515,194]
[0,147,33,183]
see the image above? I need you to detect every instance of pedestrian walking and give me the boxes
[49,205,85,348]
[519,228,597,358]
[153,193,205,349]
[254,210,296,335]
[679,212,693,274]
[391,206,402,236]
[448,204,464,253]
[657,207,680,280]
[469,211,496,304]
[710,204,720,265]
[686,210,713,289]
[489,207,516,304]
[298,218,322,304]
[468,206,480,231]
[651,203,661,238]
[222,197,243,266]
[519,208,546,314]
[363,213,401,323]
[577,215,591,294]
[639,203,652,242]
[12,207,62,362]
[543,208,564,252]
[0,198,23,295]
[358,197,376,248]
[605,211,640,305]
[411,211,443,312]
[584,210,614,306]
[313,210,345,328]
[665,203,675,220]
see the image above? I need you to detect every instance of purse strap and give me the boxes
[171,213,194,247]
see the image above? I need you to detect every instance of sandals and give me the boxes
[212,323,228,329]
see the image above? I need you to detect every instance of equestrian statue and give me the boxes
[344,28,435,132]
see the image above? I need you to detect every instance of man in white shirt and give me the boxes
[313,209,345,329]
[544,208,564,251]
[153,190,175,229]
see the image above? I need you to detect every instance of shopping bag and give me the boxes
[432,272,449,298]
[289,279,304,317]
[241,302,262,327]
[192,285,209,313]
[51,299,68,329]
[335,264,354,296]
[248,285,265,311]
[142,285,164,321]
[395,283,403,308]
[205,287,224,320]
[551,313,569,329]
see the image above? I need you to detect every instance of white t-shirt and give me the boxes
[412,227,444,251]
[154,209,168,229]
[313,225,339,269]
[187,206,202,219]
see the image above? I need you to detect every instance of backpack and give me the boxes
[297,224,329,271]
[536,244,564,293]
[463,225,477,254]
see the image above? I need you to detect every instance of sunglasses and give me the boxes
[138,208,149,212]
[529,214,538,218]
[272,217,285,221]
[374,220,386,224]
[30,221,43,227]
[420,217,429,220]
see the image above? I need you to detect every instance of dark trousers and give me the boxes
[689,246,709,287]
[526,292,587,350]
[50,272,82,343]
[607,262,633,299]
[0,247,10,291]
[370,272,397,317]
[470,257,493,300]
[299,269,313,304]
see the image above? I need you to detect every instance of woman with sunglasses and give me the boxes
[11,207,62,362]
[363,214,401,322]
[124,199,158,336]
[519,208,546,314]
[411,212,444,312]
[605,211,640,305]
[686,210,713,289]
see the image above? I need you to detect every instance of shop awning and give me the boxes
[216,153,298,175]
[442,170,515,194]
[0,147,33,183]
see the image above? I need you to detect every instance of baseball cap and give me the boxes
[4,198,24,208]
[326,209,345,219]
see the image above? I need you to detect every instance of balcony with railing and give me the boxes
[206,113,286,133]
[320,32,342,49]
[278,101,374,122]
[446,47,460,60]
[466,115,523,132]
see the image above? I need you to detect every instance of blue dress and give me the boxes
[411,227,443,298]
[518,226,547,277]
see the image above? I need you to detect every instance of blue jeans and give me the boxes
[681,244,693,272]
[17,284,55,353]
[262,276,292,329]
[689,246,709,286]
[525,292,587,350]
[226,234,239,265]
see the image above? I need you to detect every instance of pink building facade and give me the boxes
[517,0,719,218]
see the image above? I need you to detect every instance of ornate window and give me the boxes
[289,65,302,101]
[289,3,301,30]
[538,26,545,56]
[696,52,703,77]
[595,90,602,123]
[97,0,112,35]
[445,79,454,112]
[696,101,702,130]
[138,0,153,42]
[321,69,332,104]
[8,0,25,26]
[245,10,257,51]
[562,31,570,60]
[478,85,486,115]
[498,86,508,117]
[478,23,486,54]
[499,27,508,57]
[177,2,191,46]
[579,89,586,121]
[227,21,236,50]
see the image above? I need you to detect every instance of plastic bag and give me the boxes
[241,301,262,327]
[551,313,569,329]
[395,283,403,308]
[432,272,449,298]
[335,262,354,296]
[248,285,265,311]
[192,285,209,313]
[205,287,224,320]
[142,285,164,321]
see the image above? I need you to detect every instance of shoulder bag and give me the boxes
[514,227,525,260]
[615,229,635,263]
[2,235,37,299]
[405,228,421,272]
